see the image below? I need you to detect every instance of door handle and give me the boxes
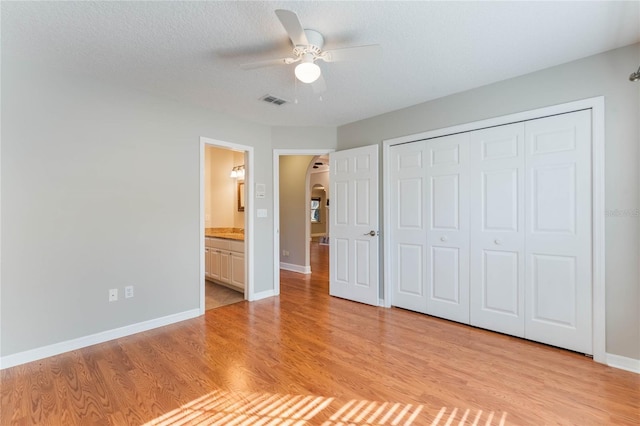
[440,236,448,242]
[494,239,502,245]
[364,230,377,236]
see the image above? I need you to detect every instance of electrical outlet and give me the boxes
[283,250,289,256]
[109,288,118,302]
[125,286,134,299]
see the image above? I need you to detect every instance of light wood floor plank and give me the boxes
[1,243,638,425]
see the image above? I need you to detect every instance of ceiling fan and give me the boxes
[240,9,381,93]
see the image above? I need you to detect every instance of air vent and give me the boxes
[260,94,288,106]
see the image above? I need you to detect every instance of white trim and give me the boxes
[590,97,606,364]
[606,353,640,374]
[199,141,206,314]
[382,142,393,308]
[273,148,335,297]
[385,98,602,146]
[252,289,277,301]
[280,262,312,274]
[383,96,606,363]
[304,158,313,271]
[200,137,255,305]
[0,309,200,370]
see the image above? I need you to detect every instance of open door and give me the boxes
[329,145,379,306]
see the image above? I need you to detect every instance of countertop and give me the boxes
[205,227,244,241]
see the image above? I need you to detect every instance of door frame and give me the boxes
[273,148,334,295]
[382,96,605,363]
[200,137,255,313]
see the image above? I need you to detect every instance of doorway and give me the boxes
[200,137,254,314]
[273,149,333,296]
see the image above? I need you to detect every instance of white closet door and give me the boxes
[389,141,428,313]
[470,123,526,337]
[425,134,470,323]
[524,110,592,354]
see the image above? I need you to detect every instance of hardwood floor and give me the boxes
[1,243,638,425]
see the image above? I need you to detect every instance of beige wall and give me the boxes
[338,43,640,360]
[279,156,314,268]
[205,146,236,228]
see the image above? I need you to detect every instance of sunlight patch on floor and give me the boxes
[141,389,508,426]
[321,399,424,425]
[142,390,333,426]
[430,407,508,426]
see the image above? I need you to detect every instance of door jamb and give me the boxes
[200,137,255,313]
[382,96,605,364]
[273,148,334,296]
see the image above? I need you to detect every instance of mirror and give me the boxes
[237,181,245,212]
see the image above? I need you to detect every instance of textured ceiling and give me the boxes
[2,1,639,127]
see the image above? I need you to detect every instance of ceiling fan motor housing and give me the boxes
[293,29,324,58]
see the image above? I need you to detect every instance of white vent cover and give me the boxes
[260,94,288,106]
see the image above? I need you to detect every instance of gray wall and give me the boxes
[1,63,274,356]
[338,43,640,360]
[272,126,337,150]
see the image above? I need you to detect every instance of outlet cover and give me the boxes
[109,288,118,302]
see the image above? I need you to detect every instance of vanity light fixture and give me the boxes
[230,165,245,179]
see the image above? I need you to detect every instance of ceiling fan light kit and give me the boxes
[295,54,321,83]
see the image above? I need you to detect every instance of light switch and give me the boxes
[257,209,268,218]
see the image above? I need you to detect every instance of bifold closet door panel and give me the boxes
[524,110,592,354]
[469,123,526,337]
[389,141,428,313]
[425,134,470,324]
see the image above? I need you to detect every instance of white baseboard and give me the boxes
[0,309,201,370]
[251,289,277,301]
[280,262,311,274]
[606,353,640,374]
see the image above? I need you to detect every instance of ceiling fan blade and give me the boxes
[275,9,309,46]
[321,44,381,63]
[240,57,297,70]
[312,74,327,94]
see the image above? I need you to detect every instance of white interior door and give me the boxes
[469,123,526,337]
[524,110,592,354]
[330,145,379,306]
[389,141,428,313]
[425,134,470,323]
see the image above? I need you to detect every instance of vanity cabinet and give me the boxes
[205,247,211,277]
[230,251,245,289]
[205,237,244,293]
